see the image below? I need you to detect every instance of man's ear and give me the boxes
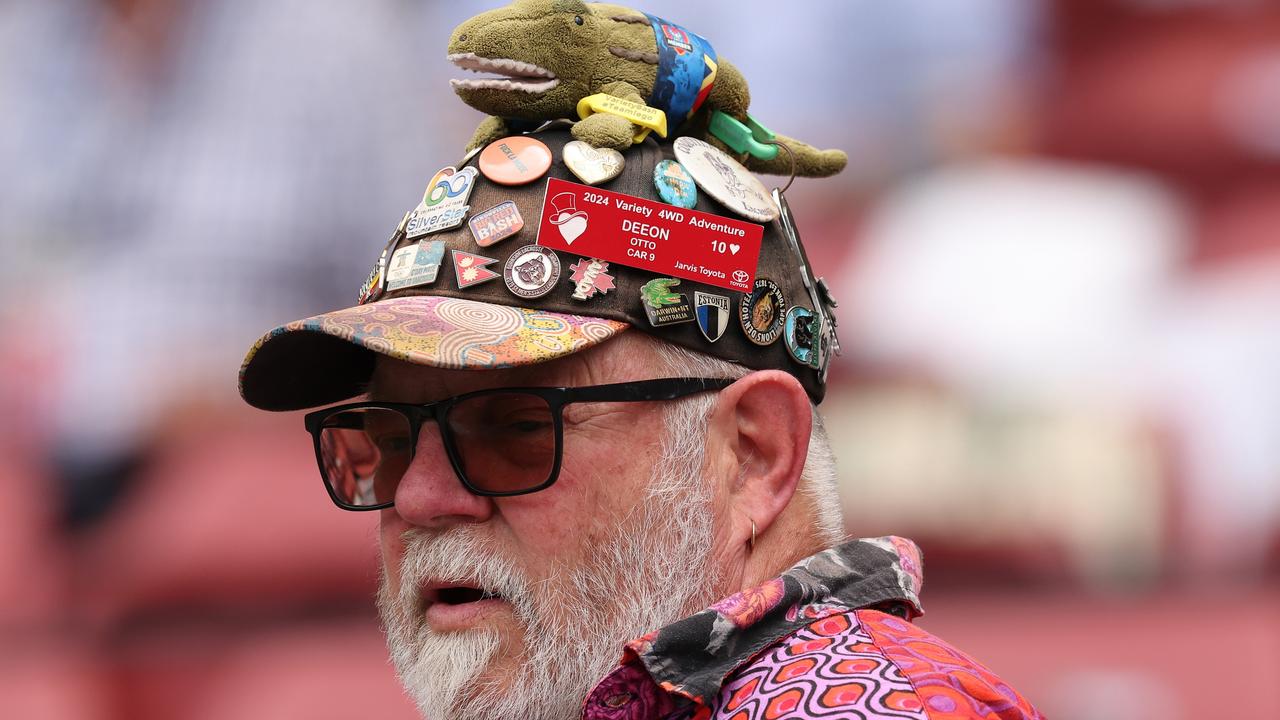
[708,370,812,542]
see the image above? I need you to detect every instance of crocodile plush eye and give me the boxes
[574,15,584,25]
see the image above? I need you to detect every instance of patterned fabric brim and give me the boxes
[239,296,628,410]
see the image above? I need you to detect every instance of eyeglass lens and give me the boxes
[316,392,559,507]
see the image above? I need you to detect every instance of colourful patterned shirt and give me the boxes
[581,537,1045,720]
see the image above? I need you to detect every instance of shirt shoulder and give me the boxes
[701,608,1044,720]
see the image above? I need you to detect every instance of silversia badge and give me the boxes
[406,166,478,238]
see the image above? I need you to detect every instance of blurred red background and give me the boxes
[1,0,1277,718]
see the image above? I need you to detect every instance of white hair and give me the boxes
[650,341,845,545]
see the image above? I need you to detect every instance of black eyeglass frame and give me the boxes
[303,377,737,511]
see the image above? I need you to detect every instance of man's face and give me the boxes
[371,334,728,720]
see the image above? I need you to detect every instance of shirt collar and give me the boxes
[619,536,925,708]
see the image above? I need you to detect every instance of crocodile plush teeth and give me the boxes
[448,52,560,93]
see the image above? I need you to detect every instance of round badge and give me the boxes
[739,278,786,346]
[479,136,553,186]
[653,159,697,209]
[673,136,778,222]
[503,244,561,298]
[784,305,821,368]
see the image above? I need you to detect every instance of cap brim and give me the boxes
[239,296,628,411]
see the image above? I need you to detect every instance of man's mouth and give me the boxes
[420,581,510,631]
[447,52,560,93]
[430,585,502,605]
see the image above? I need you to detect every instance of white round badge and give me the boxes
[673,136,778,222]
[503,245,561,299]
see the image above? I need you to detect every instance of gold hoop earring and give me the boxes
[749,519,756,552]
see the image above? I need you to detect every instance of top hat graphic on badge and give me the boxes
[548,191,589,245]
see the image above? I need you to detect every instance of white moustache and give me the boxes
[396,527,533,617]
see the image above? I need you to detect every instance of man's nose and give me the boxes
[392,422,493,527]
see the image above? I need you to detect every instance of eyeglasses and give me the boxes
[303,377,735,511]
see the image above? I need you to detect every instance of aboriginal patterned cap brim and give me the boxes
[239,296,628,411]
[239,125,836,411]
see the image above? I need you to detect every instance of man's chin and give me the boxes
[389,624,507,720]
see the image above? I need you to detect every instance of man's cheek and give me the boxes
[378,523,406,590]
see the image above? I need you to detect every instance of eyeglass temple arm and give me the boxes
[562,377,736,404]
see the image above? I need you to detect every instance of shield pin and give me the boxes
[694,291,730,343]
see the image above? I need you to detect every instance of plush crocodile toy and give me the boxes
[447,0,847,178]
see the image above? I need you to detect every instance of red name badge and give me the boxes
[536,177,762,293]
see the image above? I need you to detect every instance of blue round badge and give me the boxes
[784,305,821,369]
[653,159,698,209]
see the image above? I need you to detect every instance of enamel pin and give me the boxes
[563,140,624,186]
[406,166,479,239]
[451,249,500,289]
[503,244,561,298]
[640,277,694,327]
[568,258,616,300]
[468,201,524,247]
[385,240,446,291]
[694,291,730,342]
[739,278,786,345]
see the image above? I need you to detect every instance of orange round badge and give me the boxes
[478,136,553,186]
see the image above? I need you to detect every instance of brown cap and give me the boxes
[239,125,838,410]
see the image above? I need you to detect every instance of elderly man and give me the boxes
[239,127,1042,719]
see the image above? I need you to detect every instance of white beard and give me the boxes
[378,451,721,720]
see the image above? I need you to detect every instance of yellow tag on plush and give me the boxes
[576,93,669,144]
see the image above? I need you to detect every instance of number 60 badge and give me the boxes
[406,166,479,239]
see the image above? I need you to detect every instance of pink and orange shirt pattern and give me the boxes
[581,537,1044,720]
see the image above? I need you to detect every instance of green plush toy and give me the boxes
[448,0,848,178]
